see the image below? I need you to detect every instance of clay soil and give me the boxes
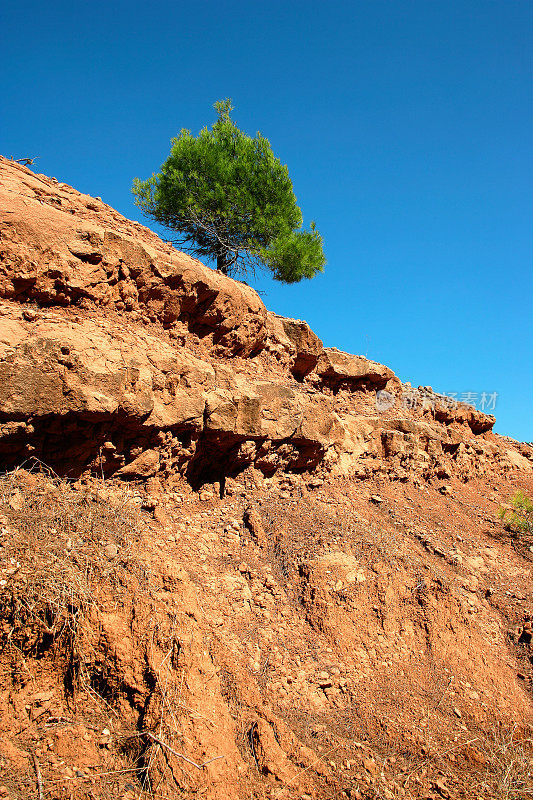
[0,463,532,800]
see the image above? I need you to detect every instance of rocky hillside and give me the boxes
[0,155,532,800]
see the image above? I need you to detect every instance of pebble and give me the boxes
[105,543,118,559]
[363,757,377,775]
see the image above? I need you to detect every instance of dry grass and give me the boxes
[383,723,533,800]
[476,725,533,800]
[0,464,144,661]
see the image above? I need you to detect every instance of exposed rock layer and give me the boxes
[0,157,267,356]
[0,155,526,491]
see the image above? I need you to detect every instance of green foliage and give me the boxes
[132,99,325,282]
[498,490,533,535]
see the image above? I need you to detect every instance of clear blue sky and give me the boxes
[2,1,532,441]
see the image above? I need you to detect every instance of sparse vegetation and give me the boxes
[0,465,143,662]
[477,724,533,800]
[499,490,533,536]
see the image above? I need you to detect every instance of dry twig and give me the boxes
[142,731,224,770]
[31,752,43,800]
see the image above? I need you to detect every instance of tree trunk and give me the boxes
[216,250,228,275]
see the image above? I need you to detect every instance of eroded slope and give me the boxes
[0,157,532,800]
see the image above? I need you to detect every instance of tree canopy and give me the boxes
[132,99,325,283]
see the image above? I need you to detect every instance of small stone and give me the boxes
[153,507,170,526]
[363,757,377,775]
[22,308,36,321]
[8,491,23,511]
[104,543,118,559]
[31,690,54,703]
[370,495,383,504]
[434,779,450,798]
[452,706,462,718]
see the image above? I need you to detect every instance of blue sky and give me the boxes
[2,0,532,441]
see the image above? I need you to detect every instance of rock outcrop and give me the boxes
[0,155,528,491]
[0,157,267,356]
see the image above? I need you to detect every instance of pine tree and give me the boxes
[132,100,325,283]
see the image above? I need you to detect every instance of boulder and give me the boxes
[504,448,533,472]
[316,348,395,389]
[117,449,160,478]
[433,400,495,433]
[280,316,323,378]
[263,313,296,363]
